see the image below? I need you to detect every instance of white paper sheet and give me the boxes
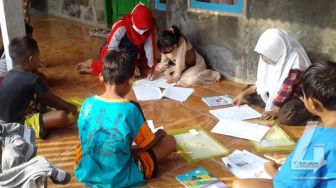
[163,87,194,102]
[133,120,163,146]
[209,104,261,120]
[135,77,176,89]
[133,85,163,101]
[147,120,163,133]
[222,150,271,179]
[211,119,270,142]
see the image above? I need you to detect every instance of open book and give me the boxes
[133,85,194,102]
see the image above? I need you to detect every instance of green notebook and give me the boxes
[249,120,296,152]
[169,127,229,162]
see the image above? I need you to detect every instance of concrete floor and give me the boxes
[27,16,308,188]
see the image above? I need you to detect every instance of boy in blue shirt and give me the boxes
[74,50,176,188]
[233,60,336,188]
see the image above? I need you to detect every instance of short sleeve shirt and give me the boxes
[0,68,48,123]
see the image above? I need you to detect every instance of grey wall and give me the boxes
[46,0,105,27]
[158,0,336,83]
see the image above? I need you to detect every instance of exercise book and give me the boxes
[176,167,227,188]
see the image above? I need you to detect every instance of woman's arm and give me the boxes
[233,85,257,106]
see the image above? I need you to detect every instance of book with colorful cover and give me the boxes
[202,95,233,107]
[176,168,227,188]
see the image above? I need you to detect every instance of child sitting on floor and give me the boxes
[0,36,77,138]
[233,60,336,188]
[149,25,221,87]
[233,28,312,125]
[74,50,176,188]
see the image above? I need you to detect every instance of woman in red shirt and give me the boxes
[76,4,157,77]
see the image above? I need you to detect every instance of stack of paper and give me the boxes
[209,104,261,120]
[133,85,194,102]
[222,150,271,179]
[135,77,176,89]
[211,119,270,142]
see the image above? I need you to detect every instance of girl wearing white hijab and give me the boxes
[233,28,312,125]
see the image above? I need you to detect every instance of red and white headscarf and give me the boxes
[122,3,156,46]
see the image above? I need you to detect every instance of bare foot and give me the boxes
[76,59,93,73]
[78,67,92,74]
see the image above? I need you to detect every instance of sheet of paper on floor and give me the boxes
[147,120,163,133]
[211,119,270,142]
[222,150,271,179]
[135,77,176,89]
[209,104,261,120]
[163,87,194,102]
[133,85,163,101]
[133,120,164,146]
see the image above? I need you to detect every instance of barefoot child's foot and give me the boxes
[76,59,93,74]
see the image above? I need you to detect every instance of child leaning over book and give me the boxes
[74,50,176,188]
[233,60,336,188]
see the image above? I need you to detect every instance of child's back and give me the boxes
[274,127,336,187]
[0,68,47,123]
[75,96,153,187]
[75,50,176,188]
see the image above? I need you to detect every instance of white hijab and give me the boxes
[254,28,311,111]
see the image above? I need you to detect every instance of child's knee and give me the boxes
[165,135,177,152]
[232,179,250,188]
[232,180,243,188]
[56,110,68,123]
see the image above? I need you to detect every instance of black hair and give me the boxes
[102,50,134,85]
[25,24,33,35]
[303,60,336,110]
[157,25,186,50]
[8,36,39,65]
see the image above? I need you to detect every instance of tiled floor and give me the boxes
[24,16,308,188]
